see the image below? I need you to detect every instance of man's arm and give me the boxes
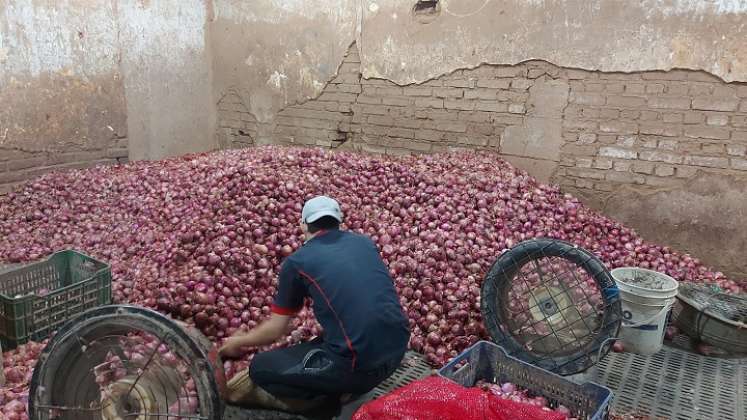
[219,313,291,357]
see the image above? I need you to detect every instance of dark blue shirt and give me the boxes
[272,229,410,371]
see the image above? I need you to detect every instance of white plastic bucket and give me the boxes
[611,267,679,355]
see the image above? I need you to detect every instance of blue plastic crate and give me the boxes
[438,341,613,420]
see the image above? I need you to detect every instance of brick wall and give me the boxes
[216,89,258,148]
[0,140,128,194]
[558,70,747,193]
[215,42,747,276]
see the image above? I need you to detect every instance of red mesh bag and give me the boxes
[353,376,568,420]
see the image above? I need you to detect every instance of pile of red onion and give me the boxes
[0,146,744,413]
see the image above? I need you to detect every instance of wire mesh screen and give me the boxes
[30,305,223,420]
[481,239,622,376]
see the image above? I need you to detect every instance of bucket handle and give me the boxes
[621,300,674,329]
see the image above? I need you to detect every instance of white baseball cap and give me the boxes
[301,195,343,224]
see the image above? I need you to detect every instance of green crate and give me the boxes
[0,250,112,348]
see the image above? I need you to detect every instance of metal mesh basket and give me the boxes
[673,283,747,353]
[481,239,622,376]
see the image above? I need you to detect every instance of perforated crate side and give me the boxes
[439,341,612,420]
[0,250,112,348]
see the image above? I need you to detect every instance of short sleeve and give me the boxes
[272,258,306,315]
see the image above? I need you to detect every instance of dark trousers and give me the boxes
[249,338,403,400]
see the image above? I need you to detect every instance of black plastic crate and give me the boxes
[439,341,613,420]
[0,250,112,348]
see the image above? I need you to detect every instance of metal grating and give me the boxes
[596,344,746,420]
[371,351,434,398]
[223,351,433,419]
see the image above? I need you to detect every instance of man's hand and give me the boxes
[219,336,247,359]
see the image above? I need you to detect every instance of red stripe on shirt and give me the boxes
[271,304,301,316]
[298,269,357,370]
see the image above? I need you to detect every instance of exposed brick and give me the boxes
[594,181,615,191]
[414,97,444,109]
[605,82,625,93]
[422,79,443,87]
[600,121,637,134]
[584,82,604,92]
[689,83,713,96]
[666,83,690,96]
[600,109,620,119]
[639,150,683,164]
[491,115,524,125]
[382,96,411,107]
[434,87,464,98]
[640,110,660,121]
[445,99,476,111]
[6,156,47,171]
[578,133,597,144]
[606,171,645,184]
[335,84,362,94]
[435,121,468,133]
[632,161,655,174]
[408,141,433,152]
[498,90,529,102]
[404,87,432,96]
[713,86,737,97]
[645,83,665,94]
[357,95,382,104]
[475,79,510,89]
[661,113,683,123]
[570,92,606,106]
[692,97,739,112]
[654,165,675,176]
[562,144,598,155]
[727,144,746,156]
[593,158,613,170]
[677,141,701,153]
[356,104,389,115]
[684,126,730,140]
[458,111,492,122]
[575,158,593,168]
[464,89,499,100]
[732,131,747,141]
[566,167,605,179]
[564,119,598,130]
[645,176,680,187]
[683,111,706,124]
[657,139,677,150]
[598,135,617,144]
[625,83,645,94]
[648,97,691,110]
[614,161,632,171]
[508,104,526,114]
[318,92,357,102]
[417,109,459,120]
[511,78,532,90]
[566,69,591,80]
[367,115,394,126]
[599,147,637,159]
[467,123,495,136]
[732,116,747,127]
[684,155,729,168]
[736,85,747,98]
[475,101,508,112]
[675,166,699,178]
[616,135,637,147]
[701,143,725,154]
[732,158,747,171]
[416,129,445,141]
[527,68,546,79]
[445,79,474,88]
[639,123,681,137]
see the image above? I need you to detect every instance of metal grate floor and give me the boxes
[596,344,746,420]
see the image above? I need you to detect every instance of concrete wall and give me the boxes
[211,1,747,278]
[0,1,128,193]
[0,0,215,192]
